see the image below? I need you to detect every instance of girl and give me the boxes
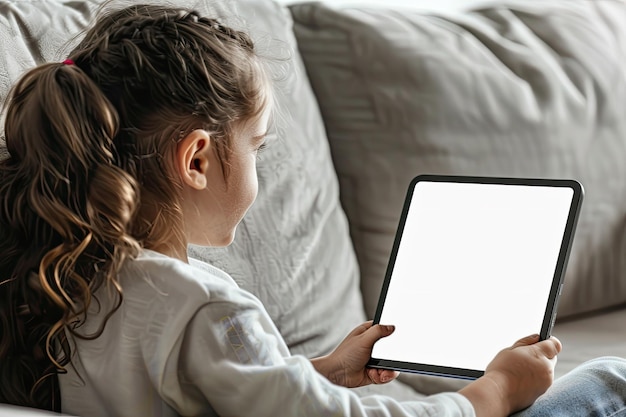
[0,3,624,417]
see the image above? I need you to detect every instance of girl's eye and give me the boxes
[255,142,267,160]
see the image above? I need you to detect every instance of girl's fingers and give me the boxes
[535,337,562,358]
[511,334,541,348]
[360,324,396,347]
[367,368,399,384]
[348,320,374,337]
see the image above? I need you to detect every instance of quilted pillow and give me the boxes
[291,0,626,321]
[184,0,370,361]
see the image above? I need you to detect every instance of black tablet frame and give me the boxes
[367,174,584,380]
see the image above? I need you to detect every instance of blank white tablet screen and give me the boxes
[371,181,574,371]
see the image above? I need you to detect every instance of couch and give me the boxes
[1,0,625,414]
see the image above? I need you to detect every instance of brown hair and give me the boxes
[0,3,269,410]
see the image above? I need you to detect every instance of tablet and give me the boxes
[368,175,583,380]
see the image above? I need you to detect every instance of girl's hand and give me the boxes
[311,321,399,388]
[460,334,562,417]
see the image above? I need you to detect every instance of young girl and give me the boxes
[1,3,625,417]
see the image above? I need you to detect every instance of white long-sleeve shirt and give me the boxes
[59,249,475,417]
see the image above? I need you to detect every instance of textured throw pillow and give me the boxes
[291,0,626,322]
[186,0,371,360]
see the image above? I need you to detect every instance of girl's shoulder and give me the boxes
[118,248,259,311]
[132,248,236,284]
[93,248,269,350]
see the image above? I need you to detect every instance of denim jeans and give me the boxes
[513,357,626,417]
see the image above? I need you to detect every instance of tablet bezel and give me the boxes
[367,174,584,380]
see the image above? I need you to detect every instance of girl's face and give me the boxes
[184,105,271,248]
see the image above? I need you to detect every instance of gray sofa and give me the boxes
[1,0,625,414]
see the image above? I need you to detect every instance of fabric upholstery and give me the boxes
[291,0,626,320]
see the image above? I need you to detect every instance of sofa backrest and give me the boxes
[291,0,626,319]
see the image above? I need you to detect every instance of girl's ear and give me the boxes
[176,129,212,190]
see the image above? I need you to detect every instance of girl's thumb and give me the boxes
[366,324,396,344]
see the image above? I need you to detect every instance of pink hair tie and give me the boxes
[62,59,75,66]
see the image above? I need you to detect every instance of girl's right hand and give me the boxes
[459,334,562,417]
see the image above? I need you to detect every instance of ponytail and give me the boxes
[0,62,140,410]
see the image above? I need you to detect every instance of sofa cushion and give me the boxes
[183,0,370,362]
[553,308,626,378]
[291,0,626,320]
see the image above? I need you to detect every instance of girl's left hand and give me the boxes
[311,320,399,388]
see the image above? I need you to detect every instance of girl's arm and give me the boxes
[159,260,556,417]
[168,294,475,417]
[311,322,560,417]
[460,335,561,417]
